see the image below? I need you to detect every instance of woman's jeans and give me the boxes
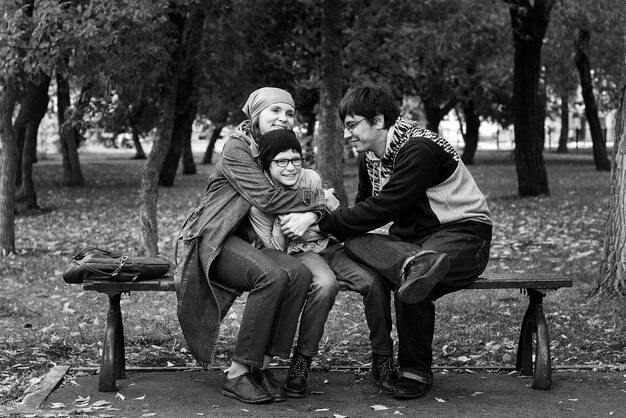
[204,235,311,368]
[345,231,491,384]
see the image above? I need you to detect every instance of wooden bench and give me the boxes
[81,273,572,392]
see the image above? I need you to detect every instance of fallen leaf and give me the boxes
[470,391,484,397]
[371,404,390,411]
[435,397,447,403]
[133,395,146,400]
[92,400,111,407]
[315,408,330,412]
[50,402,65,409]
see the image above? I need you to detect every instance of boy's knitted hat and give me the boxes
[242,87,295,119]
[258,129,302,171]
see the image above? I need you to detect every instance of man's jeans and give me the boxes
[325,244,394,356]
[344,231,490,384]
[205,235,311,368]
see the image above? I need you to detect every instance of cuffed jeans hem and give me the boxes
[232,355,264,369]
[296,347,318,359]
[266,347,294,361]
[401,369,433,385]
[371,348,394,356]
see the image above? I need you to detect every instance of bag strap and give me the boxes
[72,247,123,260]
[74,255,129,277]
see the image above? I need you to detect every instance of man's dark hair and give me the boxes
[338,83,400,129]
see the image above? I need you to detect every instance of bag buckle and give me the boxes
[111,255,129,277]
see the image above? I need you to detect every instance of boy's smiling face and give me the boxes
[268,149,302,188]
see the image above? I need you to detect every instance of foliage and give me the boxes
[1,150,625,408]
[550,0,625,112]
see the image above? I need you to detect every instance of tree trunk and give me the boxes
[139,11,186,256]
[0,82,19,254]
[182,115,197,175]
[159,5,204,185]
[317,0,346,205]
[424,99,456,134]
[595,36,626,297]
[557,92,569,153]
[508,0,553,197]
[159,119,184,186]
[574,28,611,171]
[159,104,193,186]
[201,123,223,164]
[14,75,51,212]
[460,101,480,165]
[130,127,146,159]
[56,73,85,187]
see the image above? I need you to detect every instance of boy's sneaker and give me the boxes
[371,353,400,393]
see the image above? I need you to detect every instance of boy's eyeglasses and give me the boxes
[343,118,366,132]
[272,158,303,167]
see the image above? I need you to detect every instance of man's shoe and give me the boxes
[251,369,287,402]
[221,372,272,404]
[371,353,400,393]
[284,351,312,398]
[397,251,450,304]
[393,376,431,399]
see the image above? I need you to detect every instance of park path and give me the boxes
[3,368,624,417]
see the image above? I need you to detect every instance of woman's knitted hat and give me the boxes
[258,129,302,171]
[242,87,295,119]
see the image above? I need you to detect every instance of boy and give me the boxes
[248,129,399,396]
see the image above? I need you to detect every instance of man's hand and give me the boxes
[279,212,318,238]
[324,188,340,212]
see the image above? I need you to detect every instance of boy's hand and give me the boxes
[279,212,318,238]
[324,188,340,212]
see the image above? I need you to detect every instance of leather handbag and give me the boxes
[63,247,171,284]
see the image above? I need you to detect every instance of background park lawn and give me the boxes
[1,148,625,406]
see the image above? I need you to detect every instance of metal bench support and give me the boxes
[515,289,551,390]
[99,292,125,392]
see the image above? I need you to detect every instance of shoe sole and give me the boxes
[397,254,450,304]
[393,387,430,399]
[285,391,307,398]
[221,389,272,404]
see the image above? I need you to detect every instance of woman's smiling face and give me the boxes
[258,103,295,135]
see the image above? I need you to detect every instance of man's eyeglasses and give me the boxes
[343,117,367,132]
[272,158,303,168]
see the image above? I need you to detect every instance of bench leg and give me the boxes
[515,289,552,390]
[99,292,126,392]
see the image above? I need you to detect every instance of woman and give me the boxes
[176,87,339,404]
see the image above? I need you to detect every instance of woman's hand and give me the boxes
[324,188,340,212]
[279,212,318,238]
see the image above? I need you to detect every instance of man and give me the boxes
[281,83,492,400]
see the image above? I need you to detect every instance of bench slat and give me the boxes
[83,277,175,292]
[470,274,572,290]
[82,273,572,293]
